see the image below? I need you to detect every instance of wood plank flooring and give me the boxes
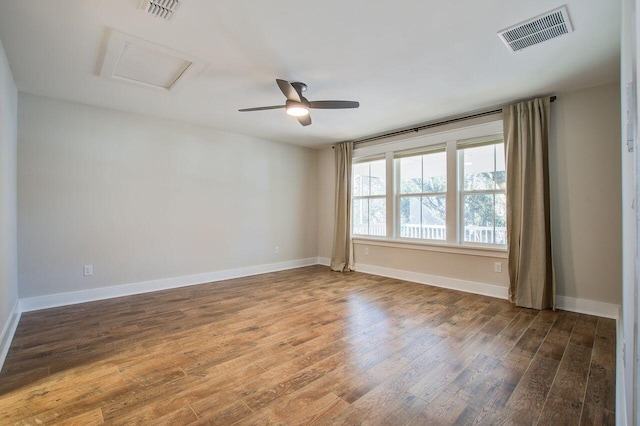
[0,265,616,425]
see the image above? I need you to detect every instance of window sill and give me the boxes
[352,236,508,258]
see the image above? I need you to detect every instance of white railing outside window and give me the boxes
[353,224,505,244]
[463,226,507,245]
[353,223,386,237]
[398,224,446,240]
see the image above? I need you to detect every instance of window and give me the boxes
[397,149,447,240]
[352,158,386,236]
[350,120,506,249]
[459,141,506,245]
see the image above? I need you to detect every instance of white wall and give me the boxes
[317,82,622,307]
[549,82,622,305]
[18,94,318,299]
[620,0,637,422]
[0,37,19,354]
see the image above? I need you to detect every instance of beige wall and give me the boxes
[18,94,318,298]
[351,244,508,287]
[317,82,622,305]
[0,37,18,335]
[317,147,335,261]
[13,83,624,305]
[549,82,622,305]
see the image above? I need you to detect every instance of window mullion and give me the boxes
[445,140,457,244]
[386,152,394,239]
[462,189,501,195]
[493,145,497,244]
[420,157,424,239]
[492,193,496,244]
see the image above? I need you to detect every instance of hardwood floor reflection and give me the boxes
[0,265,616,424]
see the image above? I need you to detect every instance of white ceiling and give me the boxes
[0,0,621,148]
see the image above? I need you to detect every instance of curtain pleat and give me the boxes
[330,142,354,272]
[504,98,556,310]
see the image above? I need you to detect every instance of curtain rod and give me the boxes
[333,96,557,148]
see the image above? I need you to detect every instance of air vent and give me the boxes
[498,6,573,52]
[142,0,181,19]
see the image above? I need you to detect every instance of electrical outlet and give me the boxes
[494,262,502,273]
[83,264,93,276]
[274,246,280,254]
[364,247,369,256]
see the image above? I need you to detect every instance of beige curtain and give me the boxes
[330,141,354,272]
[504,98,555,310]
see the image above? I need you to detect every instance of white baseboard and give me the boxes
[353,264,622,320]
[19,257,618,317]
[317,257,331,266]
[555,295,620,319]
[0,300,22,371]
[20,257,319,312]
[354,262,509,299]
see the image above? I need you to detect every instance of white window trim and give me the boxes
[352,119,506,254]
[458,140,507,248]
[352,158,387,237]
[354,121,503,158]
[352,237,507,258]
[395,146,448,241]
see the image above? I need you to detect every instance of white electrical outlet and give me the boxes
[494,262,502,273]
[275,246,280,254]
[83,264,93,276]
[364,247,369,255]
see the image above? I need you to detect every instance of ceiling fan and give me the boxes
[238,79,359,126]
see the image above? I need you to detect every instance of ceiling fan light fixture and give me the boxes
[285,101,309,117]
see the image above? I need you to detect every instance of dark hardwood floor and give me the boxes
[0,265,616,425]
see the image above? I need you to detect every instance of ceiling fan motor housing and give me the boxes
[291,82,307,93]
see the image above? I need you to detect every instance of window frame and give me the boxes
[351,156,387,238]
[395,146,448,242]
[350,119,506,254]
[457,139,507,248]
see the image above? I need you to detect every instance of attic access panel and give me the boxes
[99,30,206,91]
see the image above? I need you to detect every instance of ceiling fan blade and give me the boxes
[238,105,285,112]
[297,114,312,126]
[276,79,301,102]
[309,100,359,109]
